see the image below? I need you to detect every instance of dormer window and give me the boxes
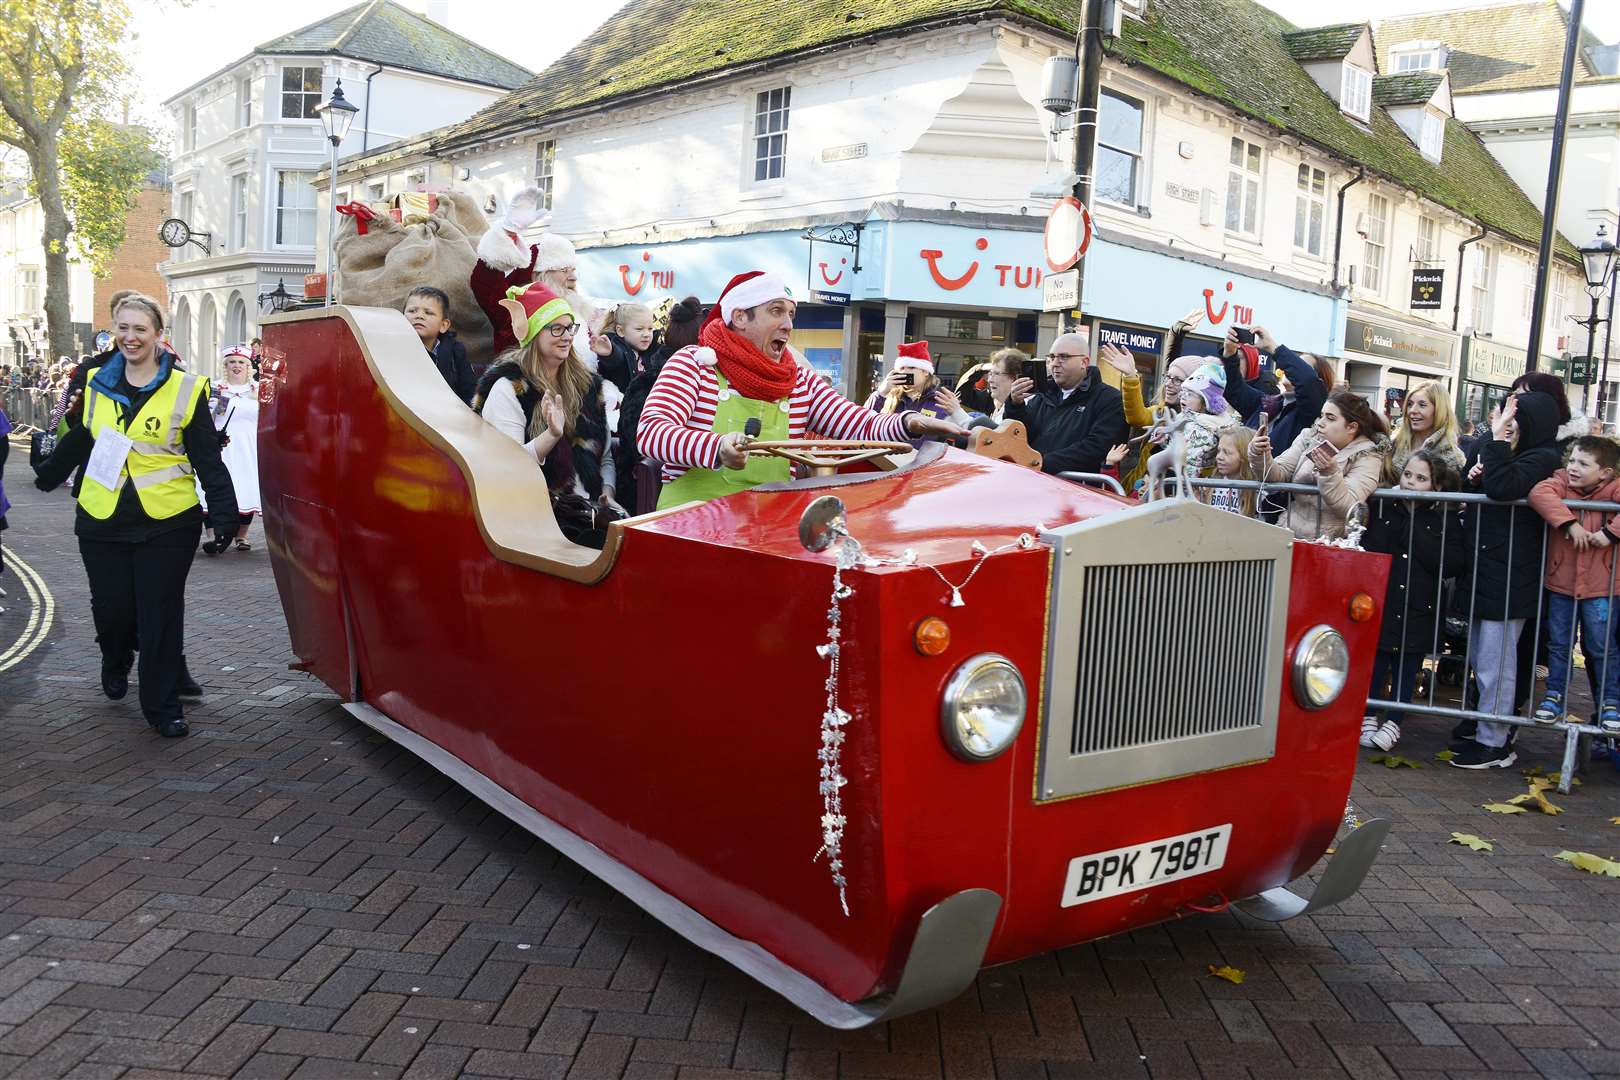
[1419,111,1444,161]
[1391,40,1446,73]
[1340,64,1372,122]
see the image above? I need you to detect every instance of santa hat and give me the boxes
[221,344,252,362]
[1237,342,1264,383]
[1182,364,1229,415]
[704,270,795,329]
[535,233,577,273]
[893,340,934,374]
[498,281,574,349]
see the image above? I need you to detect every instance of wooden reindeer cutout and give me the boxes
[970,420,1043,470]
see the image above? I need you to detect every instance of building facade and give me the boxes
[0,191,96,368]
[159,0,529,379]
[327,0,1578,425]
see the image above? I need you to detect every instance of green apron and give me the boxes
[657,371,791,508]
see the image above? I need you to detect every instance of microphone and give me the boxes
[744,418,761,438]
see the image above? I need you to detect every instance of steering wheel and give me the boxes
[746,439,914,477]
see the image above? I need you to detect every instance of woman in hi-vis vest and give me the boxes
[33,295,238,738]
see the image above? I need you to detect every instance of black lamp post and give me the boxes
[315,80,359,308]
[1579,223,1616,422]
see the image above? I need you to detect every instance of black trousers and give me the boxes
[79,524,201,724]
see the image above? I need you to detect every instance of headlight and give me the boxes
[1292,625,1349,709]
[941,654,1026,761]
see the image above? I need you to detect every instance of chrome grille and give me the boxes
[1070,560,1274,755]
[1037,500,1292,801]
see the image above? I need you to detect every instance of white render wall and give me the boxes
[0,197,95,363]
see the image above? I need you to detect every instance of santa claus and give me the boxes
[469,187,548,356]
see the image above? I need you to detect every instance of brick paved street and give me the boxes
[1,444,1619,1079]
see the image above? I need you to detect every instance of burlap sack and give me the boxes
[335,190,495,365]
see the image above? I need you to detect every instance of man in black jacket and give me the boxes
[1004,330,1127,477]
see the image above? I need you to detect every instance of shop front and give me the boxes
[1340,311,1458,427]
[1456,334,1574,430]
[574,214,1345,407]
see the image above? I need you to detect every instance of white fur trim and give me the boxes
[893,356,935,374]
[720,272,791,326]
[477,227,531,274]
[535,233,577,272]
[692,347,719,368]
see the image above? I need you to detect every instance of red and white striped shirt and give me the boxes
[638,346,910,482]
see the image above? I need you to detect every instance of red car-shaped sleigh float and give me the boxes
[259,306,1392,1028]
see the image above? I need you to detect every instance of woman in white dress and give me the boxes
[206,345,261,552]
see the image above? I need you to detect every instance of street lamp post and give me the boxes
[1578,223,1616,423]
[315,80,359,309]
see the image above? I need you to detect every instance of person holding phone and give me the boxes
[863,341,973,433]
[1004,329,1127,477]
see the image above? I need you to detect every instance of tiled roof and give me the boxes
[257,0,530,90]
[1374,1,1603,94]
[1107,0,1575,260]
[428,0,1571,261]
[1281,23,1367,62]
[436,0,1035,150]
[1372,71,1445,107]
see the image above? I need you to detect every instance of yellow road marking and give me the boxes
[0,548,54,672]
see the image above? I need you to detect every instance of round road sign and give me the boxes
[1044,196,1093,273]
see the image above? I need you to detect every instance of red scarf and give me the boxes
[699,318,796,401]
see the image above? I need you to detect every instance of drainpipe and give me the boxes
[1452,226,1488,332]
[361,63,385,154]
[1330,168,1366,291]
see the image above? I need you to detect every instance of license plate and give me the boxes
[1060,824,1233,908]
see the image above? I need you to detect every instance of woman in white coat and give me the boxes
[205,345,261,552]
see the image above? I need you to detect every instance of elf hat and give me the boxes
[893,340,934,374]
[221,344,253,363]
[705,270,795,329]
[535,232,577,273]
[1182,364,1229,415]
[498,281,574,349]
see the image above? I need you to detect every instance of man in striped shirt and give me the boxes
[639,271,964,509]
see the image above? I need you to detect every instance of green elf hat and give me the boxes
[498,281,574,348]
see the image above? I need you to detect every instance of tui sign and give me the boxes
[1410,268,1444,310]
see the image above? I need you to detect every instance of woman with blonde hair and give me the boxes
[1387,379,1464,483]
[863,341,971,427]
[474,282,620,543]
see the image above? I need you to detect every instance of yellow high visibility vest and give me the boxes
[78,364,208,521]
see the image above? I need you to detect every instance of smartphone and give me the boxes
[1020,359,1048,392]
[893,371,915,388]
[1232,327,1256,346]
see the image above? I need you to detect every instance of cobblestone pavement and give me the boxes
[2,445,1619,1080]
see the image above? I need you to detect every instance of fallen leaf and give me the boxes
[1207,965,1246,984]
[1506,792,1535,806]
[1434,750,1456,761]
[1609,817,1620,826]
[1482,803,1529,815]
[1522,765,1545,778]
[1547,772,1582,787]
[1554,851,1620,877]
[1449,832,1494,852]
[1530,787,1564,816]
[1369,754,1423,769]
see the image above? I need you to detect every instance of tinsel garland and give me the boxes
[813,522,1039,916]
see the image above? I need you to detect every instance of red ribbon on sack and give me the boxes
[336,202,377,235]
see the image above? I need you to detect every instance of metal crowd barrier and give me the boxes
[1058,471,1126,496]
[2,386,54,432]
[1170,475,1620,792]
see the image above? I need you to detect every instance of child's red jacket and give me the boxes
[1528,470,1620,599]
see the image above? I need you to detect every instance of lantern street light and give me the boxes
[315,79,359,309]
[1578,223,1616,421]
[258,278,294,315]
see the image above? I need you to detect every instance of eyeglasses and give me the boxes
[544,322,577,338]
[1045,353,1085,362]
